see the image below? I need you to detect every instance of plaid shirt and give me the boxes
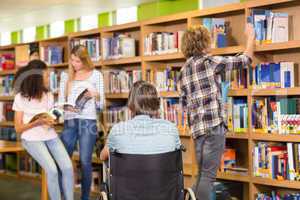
[179,54,252,139]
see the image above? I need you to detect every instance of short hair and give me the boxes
[181,25,211,58]
[13,60,48,100]
[127,81,160,117]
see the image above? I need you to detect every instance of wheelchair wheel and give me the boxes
[96,191,108,200]
[184,188,196,200]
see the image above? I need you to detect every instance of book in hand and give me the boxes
[29,108,63,124]
[63,88,92,113]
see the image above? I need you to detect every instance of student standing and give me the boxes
[13,60,74,200]
[179,24,255,200]
[58,45,104,200]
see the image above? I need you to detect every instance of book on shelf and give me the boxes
[105,105,132,129]
[256,191,300,200]
[203,18,227,48]
[19,153,41,177]
[70,38,101,62]
[252,97,300,134]
[253,142,300,181]
[144,31,184,56]
[213,181,244,200]
[40,45,64,65]
[49,70,59,93]
[248,9,289,44]
[0,153,17,173]
[229,67,247,89]
[160,98,188,129]
[220,148,248,175]
[0,102,14,122]
[0,75,14,96]
[0,52,15,71]
[249,62,298,89]
[155,66,181,92]
[0,127,17,141]
[102,33,136,60]
[15,45,30,67]
[104,69,142,93]
[227,97,248,133]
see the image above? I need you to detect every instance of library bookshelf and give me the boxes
[0,0,299,199]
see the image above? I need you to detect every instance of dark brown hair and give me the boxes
[13,60,48,100]
[181,25,211,58]
[127,81,160,117]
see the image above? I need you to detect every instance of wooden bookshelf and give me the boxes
[0,70,17,76]
[0,121,14,127]
[1,0,300,199]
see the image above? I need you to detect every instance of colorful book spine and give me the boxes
[155,67,181,92]
[71,38,101,62]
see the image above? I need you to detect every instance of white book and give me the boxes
[121,37,135,58]
[272,13,289,43]
[266,11,274,42]
[178,31,185,52]
[287,143,296,180]
[157,33,163,54]
[280,62,287,88]
[233,103,240,131]
[253,146,259,176]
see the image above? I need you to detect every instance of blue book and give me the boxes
[284,71,291,88]
[272,63,281,87]
[261,63,270,86]
[203,18,212,31]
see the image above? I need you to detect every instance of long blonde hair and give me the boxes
[66,45,95,97]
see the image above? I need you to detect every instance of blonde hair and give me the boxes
[66,45,95,96]
[181,25,211,58]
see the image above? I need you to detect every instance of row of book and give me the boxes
[0,102,14,122]
[49,70,59,93]
[144,31,184,56]
[253,142,300,181]
[155,67,181,92]
[40,45,64,65]
[227,98,248,133]
[105,69,142,93]
[230,68,247,89]
[160,98,187,129]
[249,9,289,44]
[102,34,136,60]
[220,147,248,176]
[0,127,17,141]
[252,97,300,134]
[70,38,101,62]
[0,53,15,70]
[105,105,132,128]
[203,18,228,48]
[0,154,17,173]
[19,154,41,177]
[250,62,298,89]
[0,75,14,97]
[256,191,300,200]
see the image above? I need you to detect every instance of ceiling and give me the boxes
[0,0,154,32]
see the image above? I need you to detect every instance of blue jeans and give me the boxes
[193,123,226,200]
[60,119,97,200]
[22,137,74,200]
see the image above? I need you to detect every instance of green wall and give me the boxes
[137,0,199,21]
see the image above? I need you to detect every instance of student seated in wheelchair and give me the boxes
[100,81,195,200]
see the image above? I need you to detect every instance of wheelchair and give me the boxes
[97,147,196,200]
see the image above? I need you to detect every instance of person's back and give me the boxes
[108,114,180,154]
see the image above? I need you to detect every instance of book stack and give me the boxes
[70,38,101,62]
[220,148,248,175]
[106,69,142,93]
[249,9,289,44]
[0,102,14,122]
[227,97,248,133]
[0,75,14,96]
[102,34,136,60]
[253,142,300,181]
[155,67,181,92]
[105,105,131,128]
[160,98,188,129]
[19,154,41,177]
[250,62,298,89]
[256,191,300,200]
[203,18,227,48]
[40,46,64,65]
[144,31,184,56]
[0,53,15,71]
[252,97,300,134]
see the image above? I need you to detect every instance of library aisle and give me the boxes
[1,0,300,200]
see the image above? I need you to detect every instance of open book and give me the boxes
[29,108,63,123]
[62,88,93,113]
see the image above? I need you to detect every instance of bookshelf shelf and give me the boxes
[246,0,295,8]
[102,21,141,32]
[211,46,245,55]
[93,61,103,67]
[48,62,69,68]
[226,132,249,139]
[0,44,15,51]
[0,70,17,76]
[252,132,300,142]
[250,87,300,96]
[102,56,142,65]
[0,96,14,101]
[228,89,248,96]
[143,52,184,62]
[252,177,300,190]
[217,171,250,182]
[105,93,129,99]
[0,121,14,127]
[255,40,300,52]
[159,91,180,98]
